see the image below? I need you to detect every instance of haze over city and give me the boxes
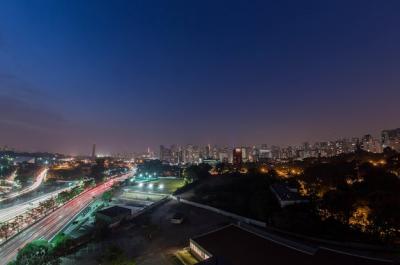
[1,1,400,154]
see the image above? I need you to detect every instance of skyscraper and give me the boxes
[159,145,172,162]
[91,144,96,159]
[361,134,382,153]
[233,148,242,166]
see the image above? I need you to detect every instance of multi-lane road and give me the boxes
[0,173,130,265]
[0,187,75,223]
[0,168,48,202]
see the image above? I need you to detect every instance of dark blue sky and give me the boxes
[0,1,399,154]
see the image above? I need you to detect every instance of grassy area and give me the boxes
[130,178,185,194]
[175,248,198,265]
[166,254,185,265]
[157,178,185,194]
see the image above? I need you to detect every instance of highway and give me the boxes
[0,173,130,265]
[0,168,48,202]
[0,186,75,223]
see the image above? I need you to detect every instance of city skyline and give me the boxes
[1,2,399,264]
[2,126,398,158]
[1,1,400,154]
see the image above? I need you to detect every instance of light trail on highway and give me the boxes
[0,168,48,202]
[0,186,75,223]
[0,173,130,265]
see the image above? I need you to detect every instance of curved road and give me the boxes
[0,174,130,265]
[0,168,48,202]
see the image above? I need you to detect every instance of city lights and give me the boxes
[0,2,399,263]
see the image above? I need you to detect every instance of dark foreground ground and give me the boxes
[61,198,398,265]
[61,199,231,265]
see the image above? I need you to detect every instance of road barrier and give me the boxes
[170,195,266,228]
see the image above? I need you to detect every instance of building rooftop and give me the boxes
[270,183,304,201]
[96,205,131,218]
[191,224,391,265]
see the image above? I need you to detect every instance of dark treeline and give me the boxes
[183,150,400,244]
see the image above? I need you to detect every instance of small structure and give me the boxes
[270,183,308,207]
[170,212,184,224]
[95,205,134,228]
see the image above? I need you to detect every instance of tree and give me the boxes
[91,158,107,183]
[184,164,211,181]
[56,191,70,204]
[321,190,355,225]
[368,191,400,241]
[102,191,113,203]
[0,222,10,240]
[13,240,60,265]
[52,233,73,254]
[83,178,95,189]
[300,161,356,196]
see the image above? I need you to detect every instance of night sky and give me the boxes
[0,1,399,155]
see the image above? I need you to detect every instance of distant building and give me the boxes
[218,151,229,163]
[92,144,96,160]
[202,159,219,166]
[159,145,172,163]
[258,145,272,162]
[170,144,183,164]
[232,148,242,166]
[381,128,400,152]
[184,144,201,164]
[95,205,134,228]
[361,134,382,153]
[270,183,308,208]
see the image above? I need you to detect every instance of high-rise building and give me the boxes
[159,145,172,162]
[205,144,211,158]
[233,148,242,165]
[361,134,382,153]
[218,151,229,163]
[170,144,183,164]
[91,144,96,159]
[382,128,400,152]
[258,144,272,162]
